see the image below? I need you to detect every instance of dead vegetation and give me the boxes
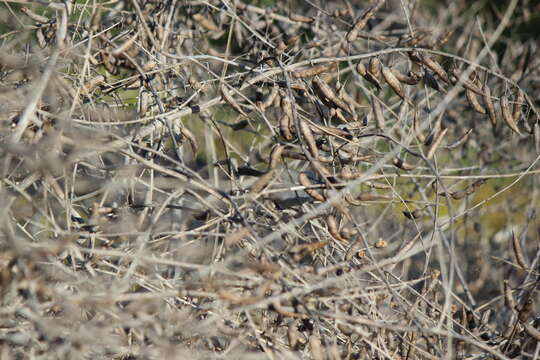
[0,0,539,358]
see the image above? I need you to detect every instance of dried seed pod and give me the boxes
[192,13,218,32]
[298,173,325,202]
[339,167,363,180]
[138,90,151,115]
[81,75,105,95]
[299,120,319,159]
[391,68,420,85]
[374,239,387,248]
[220,84,247,116]
[356,192,392,201]
[312,77,351,114]
[309,333,324,360]
[357,62,382,90]
[503,280,516,309]
[327,216,348,242]
[447,129,472,149]
[249,169,277,194]
[369,57,382,80]
[281,92,294,119]
[179,126,198,154]
[188,75,206,93]
[224,227,250,246]
[290,241,329,262]
[346,0,385,42]
[500,96,521,134]
[21,7,49,23]
[426,127,448,159]
[523,322,540,341]
[36,27,47,48]
[511,230,528,269]
[287,320,305,349]
[450,69,482,94]
[289,13,314,23]
[293,63,335,79]
[382,67,406,101]
[466,89,486,114]
[420,55,449,83]
[393,158,417,171]
[258,83,278,110]
[279,114,293,141]
[268,145,284,170]
[481,84,497,128]
[344,193,363,206]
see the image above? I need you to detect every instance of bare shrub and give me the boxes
[0,0,539,358]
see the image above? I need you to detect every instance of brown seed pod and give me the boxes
[523,322,540,341]
[268,145,284,170]
[312,77,351,114]
[366,181,392,189]
[220,84,247,116]
[356,192,392,201]
[346,0,385,42]
[393,158,417,171]
[179,126,198,154]
[224,227,251,246]
[511,230,528,269]
[289,13,314,23]
[503,280,516,309]
[309,333,324,360]
[281,91,294,119]
[391,68,421,85]
[357,62,382,90]
[293,63,335,79]
[249,169,277,194]
[447,129,472,149]
[450,69,482,94]
[287,320,305,349]
[300,120,320,159]
[344,193,363,206]
[426,127,448,159]
[466,89,486,114]
[500,96,521,134]
[420,55,449,83]
[339,167,363,180]
[259,83,278,110]
[481,84,497,128]
[382,67,406,101]
[290,241,329,262]
[21,7,50,23]
[81,75,105,95]
[298,173,325,202]
[279,115,294,141]
[374,239,387,248]
[327,215,348,242]
[192,13,218,32]
[369,57,382,80]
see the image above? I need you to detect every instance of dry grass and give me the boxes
[0,0,539,359]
